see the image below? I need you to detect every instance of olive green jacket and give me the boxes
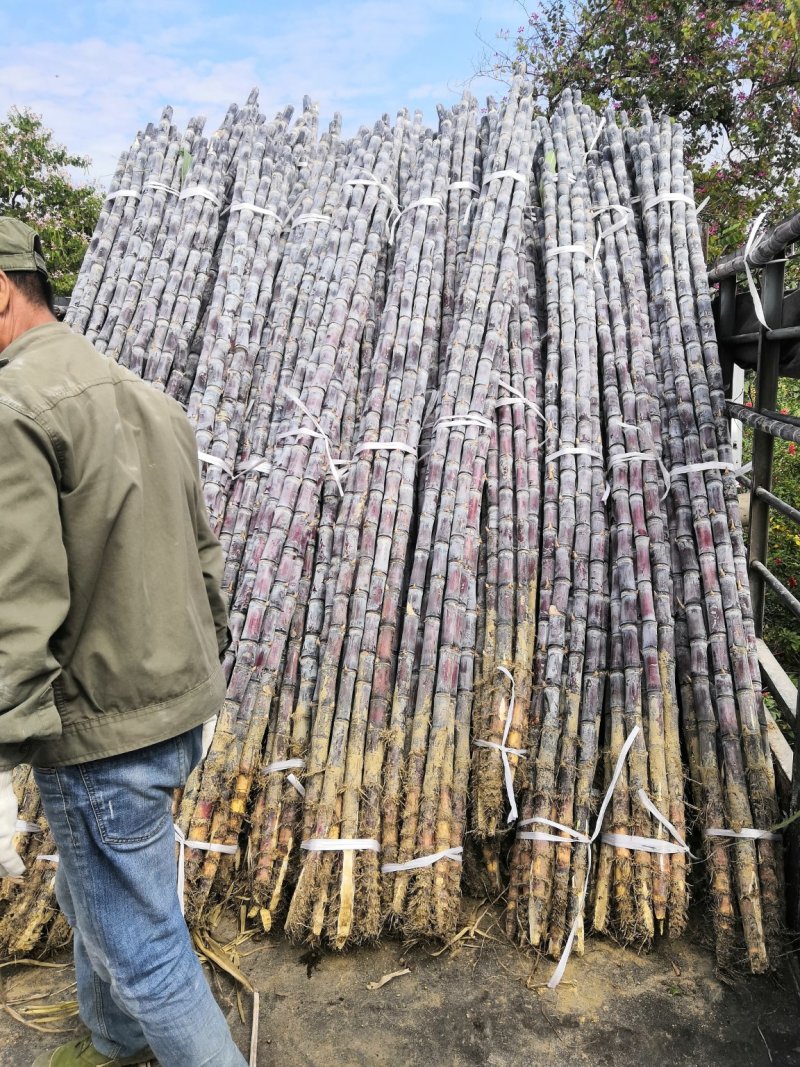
[0,322,228,769]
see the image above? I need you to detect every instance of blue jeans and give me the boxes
[34,728,247,1067]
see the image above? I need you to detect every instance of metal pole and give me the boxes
[788,686,800,931]
[749,259,785,635]
[717,276,737,392]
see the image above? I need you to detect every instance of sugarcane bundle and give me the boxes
[282,116,453,947]
[92,114,207,362]
[625,109,783,972]
[176,117,407,923]
[66,114,168,335]
[507,95,613,958]
[0,767,59,956]
[576,97,687,948]
[239,118,404,918]
[124,96,266,385]
[382,77,539,941]
[198,109,347,539]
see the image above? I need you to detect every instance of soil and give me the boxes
[2,903,799,1067]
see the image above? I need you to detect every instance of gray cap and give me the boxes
[0,217,49,278]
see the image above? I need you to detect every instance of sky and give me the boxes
[0,0,527,185]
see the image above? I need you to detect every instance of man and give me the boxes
[0,218,247,1067]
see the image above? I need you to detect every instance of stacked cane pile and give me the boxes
[0,79,784,977]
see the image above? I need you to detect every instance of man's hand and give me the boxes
[201,716,217,761]
[0,770,24,876]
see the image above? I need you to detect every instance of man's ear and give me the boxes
[0,272,11,316]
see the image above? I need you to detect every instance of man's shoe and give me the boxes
[32,1035,155,1067]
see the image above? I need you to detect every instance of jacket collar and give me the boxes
[0,321,68,367]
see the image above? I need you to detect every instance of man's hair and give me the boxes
[6,270,55,314]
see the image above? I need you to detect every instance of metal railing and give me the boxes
[711,211,800,929]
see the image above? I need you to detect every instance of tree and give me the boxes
[485,0,800,257]
[0,107,103,296]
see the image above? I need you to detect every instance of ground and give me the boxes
[1,904,799,1066]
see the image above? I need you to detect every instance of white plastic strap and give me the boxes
[583,116,606,159]
[174,825,237,916]
[300,838,381,852]
[179,186,220,206]
[546,446,604,464]
[643,192,696,211]
[389,196,445,244]
[344,177,399,212]
[143,179,179,195]
[14,820,41,833]
[601,832,686,854]
[437,415,495,431]
[381,846,463,873]
[105,189,141,202]
[495,380,546,423]
[233,455,272,479]
[198,451,235,479]
[590,203,631,221]
[448,181,479,193]
[705,827,781,843]
[670,460,735,478]
[473,666,526,824]
[353,441,417,457]
[289,212,330,228]
[286,774,306,797]
[636,788,694,857]
[605,450,670,501]
[545,244,587,260]
[421,389,440,429]
[517,726,640,989]
[483,169,528,185]
[263,758,306,796]
[696,196,710,215]
[461,198,479,226]
[743,211,769,329]
[277,426,349,496]
[229,203,284,225]
[593,214,632,262]
[517,817,590,845]
[608,415,639,433]
[279,391,347,496]
[264,758,305,774]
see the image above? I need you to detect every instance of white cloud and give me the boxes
[0,0,523,183]
[0,40,262,180]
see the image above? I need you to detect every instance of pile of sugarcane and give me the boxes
[1,77,785,978]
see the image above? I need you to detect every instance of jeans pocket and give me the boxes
[81,738,183,847]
